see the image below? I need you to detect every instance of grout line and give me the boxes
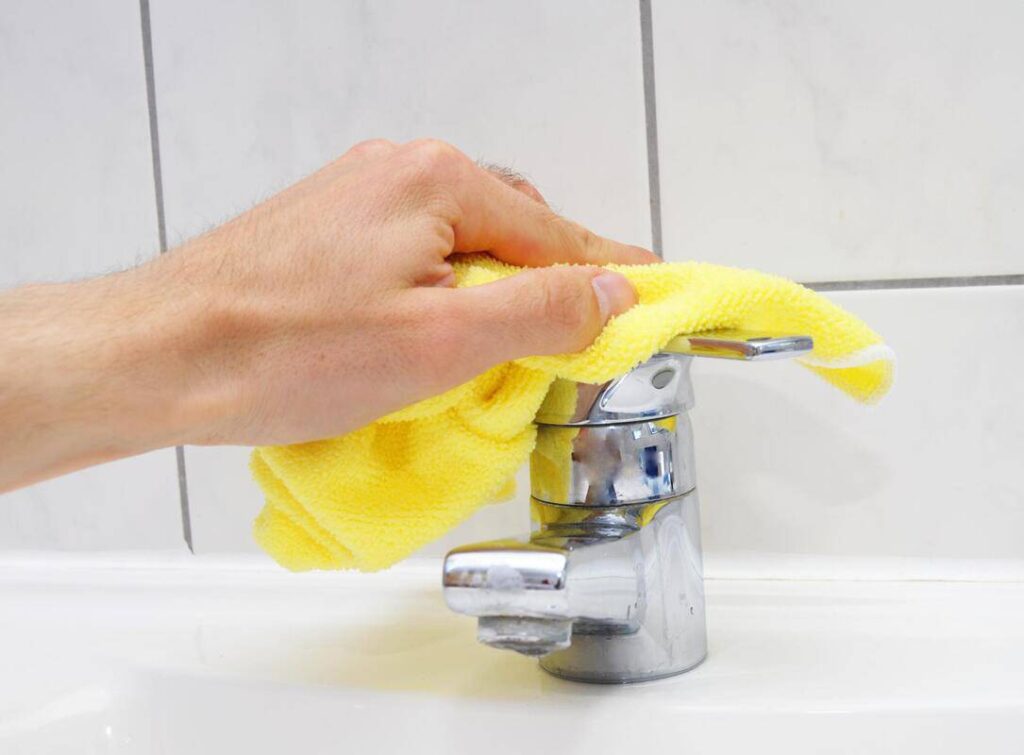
[139,0,167,254]
[175,446,192,551]
[139,0,193,553]
[633,0,1017,293]
[804,274,1024,292]
[638,0,663,258]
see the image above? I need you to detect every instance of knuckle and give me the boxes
[344,138,396,158]
[390,140,469,217]
[403,138,468,179]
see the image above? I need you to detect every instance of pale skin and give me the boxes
[0,139,657,493]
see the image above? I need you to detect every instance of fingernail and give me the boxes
[591,271,637,323]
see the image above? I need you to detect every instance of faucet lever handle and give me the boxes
[664,329,813,361]
[534,330,813,426]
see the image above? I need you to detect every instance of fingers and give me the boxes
[421,266,638,379]
[425,162,542,290]
[394,139,659,267]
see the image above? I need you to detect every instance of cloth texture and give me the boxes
[251,255,894,572]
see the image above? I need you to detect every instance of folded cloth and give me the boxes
[251,255,894,572]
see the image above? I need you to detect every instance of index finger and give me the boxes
[400,140,659,267]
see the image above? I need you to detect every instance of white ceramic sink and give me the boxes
[1,554,1022,754]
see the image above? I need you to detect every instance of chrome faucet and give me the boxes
[443,330,813,683]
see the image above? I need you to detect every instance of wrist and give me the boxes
[108,248,244,451]
[49,267,204,458]
[132,241,261,449]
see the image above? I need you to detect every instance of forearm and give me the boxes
[0,260,209,491]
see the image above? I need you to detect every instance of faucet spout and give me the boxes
[444,495,705,680]
[443,537,576,656]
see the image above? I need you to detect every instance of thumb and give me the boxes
[448,266,637,366]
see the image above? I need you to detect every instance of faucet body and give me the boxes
[443,332,812,683]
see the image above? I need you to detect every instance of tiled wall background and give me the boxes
[1,1,1022,565]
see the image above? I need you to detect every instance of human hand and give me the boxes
[0,139,655,489]
[158,139,655,447]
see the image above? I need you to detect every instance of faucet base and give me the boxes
[443,492,709,683]
[537,492,708,684]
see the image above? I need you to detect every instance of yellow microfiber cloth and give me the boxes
[250,255,894,572]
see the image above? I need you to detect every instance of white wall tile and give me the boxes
[653,0,1024,281]
[0,0,183,549]
[150,0,652,552]
[0,0,161,284]
[151,0,651,246]
[693,285,1024,561]
[183,446,263,553]
[0,452,183,550]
